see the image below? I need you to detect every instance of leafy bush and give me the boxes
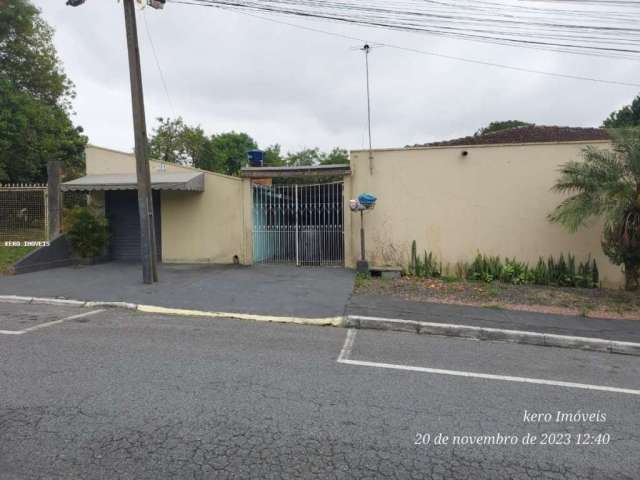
[66,207,109,258]
[408,241,441,278]
[408,242,599,288]
[500,258,530,285]
[467,253,502,283]
[532,257,550,285]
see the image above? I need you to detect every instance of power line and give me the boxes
[168,0,640,59]
[141,9,176,117]
[176,3,640,88]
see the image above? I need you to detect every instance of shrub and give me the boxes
[410,240,417,276]
[421,250,441,278]
[454,261,468,279]
[66,207,109,258]
[408,241,441,278]
[468,252,599,287]
[532,257,550,285]
[467,253,503,283]
[500,257,529,285]
[407,243,599,288]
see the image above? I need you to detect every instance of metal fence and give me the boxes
[252,182,344,266]
[0,184,48,242]
[0,184,91,243]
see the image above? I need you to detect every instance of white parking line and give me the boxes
[336,330,640,396]
[337,329,357,361]
[0,309,105,335]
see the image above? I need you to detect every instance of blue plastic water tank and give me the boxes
[248,149,265,167]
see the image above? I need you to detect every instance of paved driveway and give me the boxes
[0,263,355,318]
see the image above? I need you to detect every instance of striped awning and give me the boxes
[61,172,205,192]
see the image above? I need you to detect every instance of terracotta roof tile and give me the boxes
[412,126,610,148]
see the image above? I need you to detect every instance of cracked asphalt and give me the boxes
[1,302,639,479]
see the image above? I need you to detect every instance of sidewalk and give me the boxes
[0,262,355,319]
[348,294,640,343]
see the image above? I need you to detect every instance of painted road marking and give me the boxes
[336,330,640,396]
[0,309,105,335]
[338,329,357,361]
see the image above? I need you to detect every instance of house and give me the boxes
[60,126,624,287]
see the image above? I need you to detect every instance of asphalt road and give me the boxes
[1,302,639,479]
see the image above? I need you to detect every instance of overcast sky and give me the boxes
[33,0,639,154]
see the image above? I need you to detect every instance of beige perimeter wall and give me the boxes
[347,141,624,288]
[86,145,250,265]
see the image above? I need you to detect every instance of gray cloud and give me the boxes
[34,0,639,154]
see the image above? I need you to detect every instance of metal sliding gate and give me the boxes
[252,182,344,266]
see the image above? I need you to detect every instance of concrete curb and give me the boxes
[346,315,640,356]
[0,295,344,328]
[136,304,344,327]
[2,295,637,355]
[0,295,138,310]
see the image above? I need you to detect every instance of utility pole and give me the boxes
[67,0,160,283]
[123,0,158,284]
[361,44,374,173]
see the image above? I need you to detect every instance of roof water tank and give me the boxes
[248,149,264,167]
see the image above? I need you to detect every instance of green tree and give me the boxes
[548,128,640,291]
[182,124,208,169]
[284,148,321,167]
[210,131,257,176]
[0,0,86,183]
[475,120,534,136]
[149,117,189,164]
[263,144,285,167]
[148,117,211,168]
[319,147,349,165]
[603,95,640,128]
[147,117,349,175]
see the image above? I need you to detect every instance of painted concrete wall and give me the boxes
[347,141,625,288]
[86,145,185,175]
[85,145,249,265]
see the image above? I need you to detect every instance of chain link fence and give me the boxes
[0,184,48,242]
[0,184,91,243]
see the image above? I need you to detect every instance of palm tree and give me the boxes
[549,128,640,291]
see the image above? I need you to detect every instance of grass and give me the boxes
[0,246,34,274]
[354,272,371,289]
[355,275,640,320]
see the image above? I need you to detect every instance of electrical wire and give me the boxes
[167,0,640,88]
[142,9,176,117]
[168,0,640,59]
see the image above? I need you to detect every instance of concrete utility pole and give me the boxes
[123,0,158,283]
[67,0,160,283]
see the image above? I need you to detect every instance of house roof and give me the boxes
[241,164,351,179]
[411,126,610,148]
[61,172,205,192]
